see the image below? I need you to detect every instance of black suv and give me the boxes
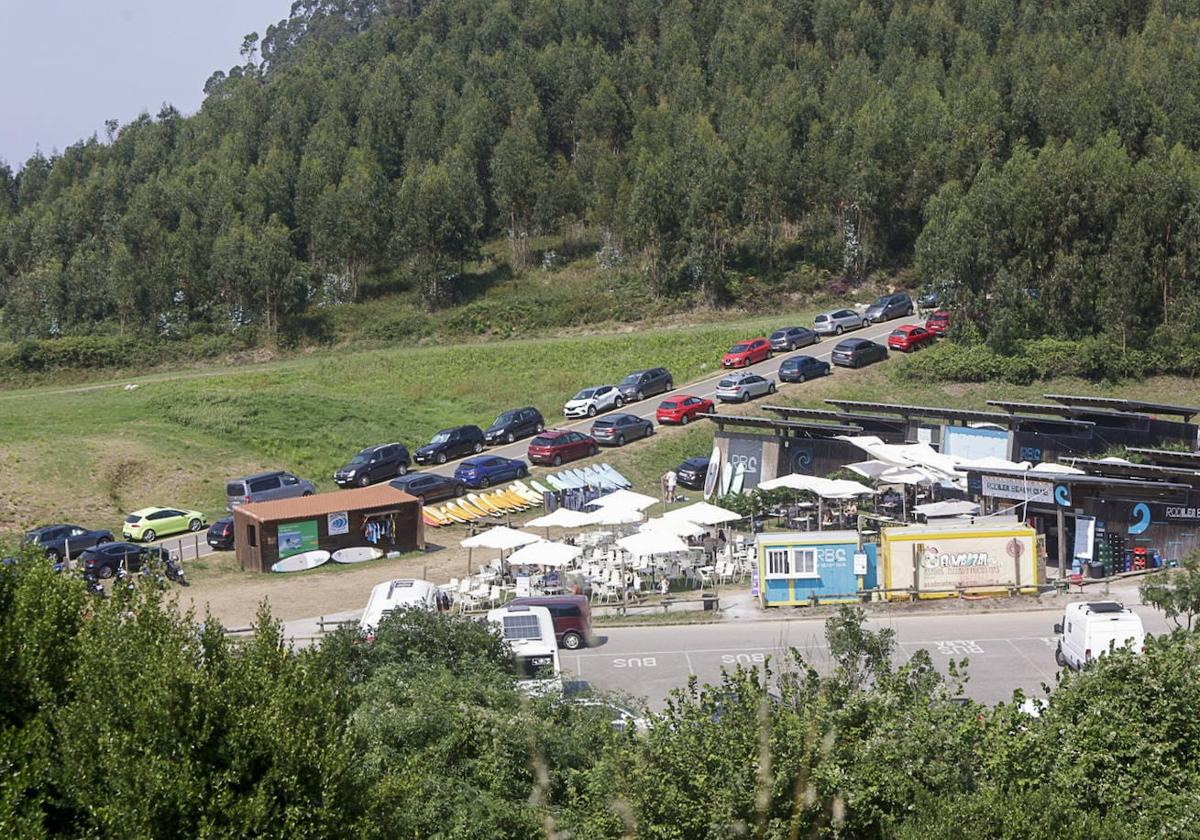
[618,367,673,402]
[24,523,113,560]
[81,542,170,579]
[485,407,545,445]
[389,473,465,504]
[675,457,710,490]
[414,425,486,465]
[334,443,411,487]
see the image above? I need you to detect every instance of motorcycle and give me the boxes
[165,556,189,587]
[82,570,106,598]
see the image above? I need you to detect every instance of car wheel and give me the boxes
[143,529,156,543]
[636,390,645,401]
[506,432,516,444]
[615,396,624,408]
[587,406,597,417]
[768,383,776,394]
[681,414,690,425]
[589,445,598,457]
[562,631,584,650]
[835,325,844,335]
[302,490,314,496]
[437,452,447,464]
[535,423,544,433]
[552,455,563,467]
[518,466,528,478]
[480,477,491,488]
[47,549,63,562]
[473,442,482,454]
[358,474,371,487]
[741,391,750,403]
[96,564,114,580]
[97,536,112,545]
[188,519,202,532]
[416,495,426,505]
[797,374,806,383]
[646,424,654,436]
[666,380,673,390]
[397,463,408,477]
[1055,647,1067,668]
[455,484,465,497]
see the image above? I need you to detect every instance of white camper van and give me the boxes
[1054,601,1146,670]
[487,604,562,696]
[360,578,439,635]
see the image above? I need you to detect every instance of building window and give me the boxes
[793,548,817,577]
[766,548,790,576]
[248,525,257,548]
[764,546,821,579]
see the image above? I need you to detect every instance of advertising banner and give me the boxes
[328,511,350,536]
[278,520,319,558]
[727,436,764,490]
[980,475,1054,503]
[883,527,1037,595]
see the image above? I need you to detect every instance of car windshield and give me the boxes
[125,515,141,524]
[492,412,516,426]
[658,400,678,409]
[718,379,737,388]
[728,343,749,353]
[871,296,889,306]
[26,531,42,544]
[770,330,785,339]
[349,451,371,465]
[620,374,641,386]
[530,436,554,447]
[593,419,614,428]
[573,388,597,400]
[430,431,452,444]
[890,329,907,338]
[815,314,828,321]
[931,312,948,321]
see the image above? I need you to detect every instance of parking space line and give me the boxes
[684,652,695,675]
[1003,638,1056,683]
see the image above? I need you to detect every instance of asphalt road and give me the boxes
[562,606,1170,709]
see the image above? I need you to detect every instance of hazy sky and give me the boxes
[0,0,292,167]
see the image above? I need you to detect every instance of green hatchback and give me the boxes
[122,507,208,542]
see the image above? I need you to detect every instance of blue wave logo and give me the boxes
[1054,484,1071,507]
[1130,503,1151,535]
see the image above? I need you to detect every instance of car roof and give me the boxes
[537,429,571,439]
[681,456,710,467]
[237,470,287,482]
[837,338,868,347]
[129,507,164,516]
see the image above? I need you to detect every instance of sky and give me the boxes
[0,0,293,167]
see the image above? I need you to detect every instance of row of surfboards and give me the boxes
[422,464,633,528]
[702,445,746,500]
[271,545,383,574]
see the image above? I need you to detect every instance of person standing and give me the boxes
[659,576,670,597]
[664,469,678,503]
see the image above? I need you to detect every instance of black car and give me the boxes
[831,338,889,368]
[334,443,411,487]
[617,367,674,402]
[414,425,486,465]
[81,542,170,579]
[207,517,235,551]
[390,473,465,504]
[769,327,819,352]
[675,457,710,490]
[23,523,113,560]
[590,413,655,447]
[779,355,831,383]
[485,406,545,445]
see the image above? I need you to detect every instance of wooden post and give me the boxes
[1056,506,1066,581]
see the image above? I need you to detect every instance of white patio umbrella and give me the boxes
[505,540,583,568]
[586,489,659,511]
[662,501,741,526]
[460,525,543,576]
[616,530,689,557]
[639,517,706,538]
[583,506,644,526]
[525,508,594,529]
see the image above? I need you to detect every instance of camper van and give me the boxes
[487,604,562,695]
[360,579,439,636]
[1054,601,1146,670]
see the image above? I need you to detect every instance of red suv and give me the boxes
[722,338,771,368]
[527,430,598,466]
[886,324,936,352]
[507,595,594,649]
[656,394,715,425]
[926,310,951,336]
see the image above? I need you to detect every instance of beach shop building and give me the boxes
[232,484,424,573]
[755,530,878,607]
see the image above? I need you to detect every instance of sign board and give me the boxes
[980,475,1054,503]
[328,511,350,536]
[727,435,764,490]
[943,425,1009,461]
[277,520,319,558]
[853,552,868,576]
[1073,516,1095,561]
[882,527,1037,594]
[1164,504,1200,522]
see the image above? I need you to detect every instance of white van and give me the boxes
[487,604,562,696]
[1054,601,1145,670]
[360,579,439,634]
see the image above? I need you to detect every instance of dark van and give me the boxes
[507,595,593,650]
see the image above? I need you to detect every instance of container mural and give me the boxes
[880,523,1038,599]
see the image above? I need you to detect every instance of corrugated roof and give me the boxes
[234,484,418,523]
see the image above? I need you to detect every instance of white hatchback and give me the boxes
[563,385,623,418]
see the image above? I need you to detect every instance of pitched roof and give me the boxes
[234,484,418,524]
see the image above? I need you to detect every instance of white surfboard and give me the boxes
[271,549,330,573]
[332,546,383,564]
[720,460,734,496]
[731,462,746,494]
[703,446,721,500]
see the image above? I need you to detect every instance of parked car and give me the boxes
[865,292,914,323]
[563,385,623,418]
[225,470,315,509]
[887,324,936,352]
[591,413,654,447]
[23,523,113,560]
[508,594,594,649]
[1054,601,1145,670]
[769,326,819,352]
[206,517,235,551]
[414,425,485,465]
[122,507,207,542]
[334,443,410,487]
[389,473,465,504]
[814,308,867,336]
[484,406,545,445]
[454,455,529,488]
[716,372,776,403]
[675,457,710,490]
[722,338,771,368]
[778,355,831,383]
[831,338,888,368]
[81,541,170,579]
[656,394,714,425]
[617,367,673,402]
[926,309,951,336]
[527,430,598,466]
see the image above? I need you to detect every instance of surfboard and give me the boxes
[731,462,746,495]
[703,446,721,500]
[439,505,470,524]
[529,479,554,495]
[498,489,532,509]
[469,493,504,514]
[423,512,442,528]
[720,460,734,496]
[271,550,330,573]
[602,463,632,487]
[444,502,478,521]
[332,546,383,564]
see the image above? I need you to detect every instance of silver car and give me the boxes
[715,372,776,403]
[814,308,867,336]
[864,292,914,323]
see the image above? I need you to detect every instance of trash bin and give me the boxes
[1087,561,1106,580]
[702,593,720,611]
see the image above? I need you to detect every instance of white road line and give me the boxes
[684,652,695,675]
[1003,638,1057,682]
[578,636,1053,659]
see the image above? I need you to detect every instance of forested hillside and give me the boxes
[3,0,1200,352]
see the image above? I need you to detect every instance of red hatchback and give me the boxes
[722,337,771,368]
[926,310,951,336]
[656,394,715,425]
[887,324,936,352]
[527,430,598,466]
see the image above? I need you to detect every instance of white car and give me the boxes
[1054,601,1145,670]
[563,385,623,418]
[488,604,562,696]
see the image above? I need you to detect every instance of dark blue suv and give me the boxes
[779,355,831,383]
[454,456,529,488]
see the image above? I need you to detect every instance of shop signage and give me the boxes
[921,546,1000,570]
[278,520,319,558]
[1164,505,1200,522]
[980,475,1054,503]
[328,511,350,536]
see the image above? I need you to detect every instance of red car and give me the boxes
[722,337,771,368]
[656,394,715,425]
[527,430,598,467]
[887,324,936,352]
[926,310,951,336]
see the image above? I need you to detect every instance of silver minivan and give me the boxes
[225,470,316,509]
[814,308,867,336]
